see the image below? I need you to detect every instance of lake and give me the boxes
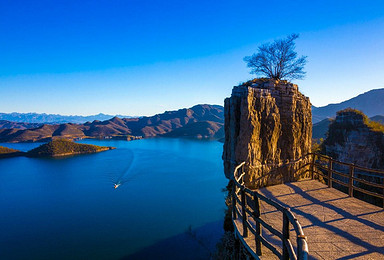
[0,138,227,260]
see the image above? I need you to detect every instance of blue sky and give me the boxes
[1,0,384,116]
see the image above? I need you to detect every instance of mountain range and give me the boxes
[0,104,224,143]
[312,88,384,123]
[0,112,133,124]
[1,88,383,143]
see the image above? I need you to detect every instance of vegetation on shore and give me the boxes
[0,146,24,158]
[27,139,115,157]
[0,146,20,154]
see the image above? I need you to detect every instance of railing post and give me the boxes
[310,154,316,179]
[253,193,262,256]
[348,165,354,197]
[241,189,248,238]
[328,158,333,188]
[232,181,237,219]
[282,210,290,260]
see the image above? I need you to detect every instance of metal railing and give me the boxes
[231,153,384,259]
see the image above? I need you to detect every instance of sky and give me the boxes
[1,0,384,116]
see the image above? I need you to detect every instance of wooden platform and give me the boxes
[250,180,384,259]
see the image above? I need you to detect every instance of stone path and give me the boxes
[253,180,384,259]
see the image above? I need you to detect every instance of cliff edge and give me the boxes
[223,78,312,188]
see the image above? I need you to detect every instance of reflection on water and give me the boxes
[0,138,227,260]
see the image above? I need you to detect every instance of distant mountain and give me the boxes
[0,104,224,143]
[0,112,133,124]
[312,88,384,123]
[312,118,333,140]
[371,115,384,124]
[0,120,42,130]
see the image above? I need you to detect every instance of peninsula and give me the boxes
[0,146,24,159]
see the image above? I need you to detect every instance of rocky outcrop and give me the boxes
[223,78,312,188]
[322,108,384,169]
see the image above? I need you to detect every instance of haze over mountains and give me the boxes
[0,112,132,124]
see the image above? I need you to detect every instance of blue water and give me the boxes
[0,138,227,260]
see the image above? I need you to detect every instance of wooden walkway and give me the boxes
[255,180,384,259]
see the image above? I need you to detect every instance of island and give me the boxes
[27,139,115,157]
[0,139,115,159]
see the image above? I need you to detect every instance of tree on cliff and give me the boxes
[244,34,307,80]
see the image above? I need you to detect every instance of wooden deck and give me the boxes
[252,180,384,259]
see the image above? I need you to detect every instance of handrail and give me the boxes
[231,162,309,260]
[312,153,384,206]
[231,153,384,259]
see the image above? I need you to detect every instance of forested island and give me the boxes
[0,139,114,159]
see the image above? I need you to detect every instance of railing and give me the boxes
[232,162,309,260]
[231,153,384,259]
[311,153,384,208]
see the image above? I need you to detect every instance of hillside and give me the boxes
[0,104,225,143]
[27,139,114,157]
[312,118,333,139]
[163,121,224,139]
[0,120,42,130]
[312,88,384,123]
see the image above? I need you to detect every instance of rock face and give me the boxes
[322,108,384,169]
[223,78,312,188]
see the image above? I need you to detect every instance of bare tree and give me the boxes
[244,34,307,80]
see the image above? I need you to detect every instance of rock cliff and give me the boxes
[223,78,312,188]
[322,108,384,169]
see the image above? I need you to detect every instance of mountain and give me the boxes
[0,112,132,124]
[312,118,333,140]
[0,104,224,143]
[0,120,42,130]
[312,88,384,123]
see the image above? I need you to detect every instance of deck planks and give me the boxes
[251,180,384,259]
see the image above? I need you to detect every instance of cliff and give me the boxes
[223,78,312,188]
[322,108,384,169]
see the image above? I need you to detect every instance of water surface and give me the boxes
[0,138,227,259]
